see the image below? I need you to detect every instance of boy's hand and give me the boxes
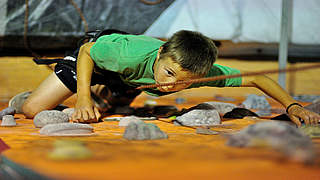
[287,105,320,127]
[72,97,101,123]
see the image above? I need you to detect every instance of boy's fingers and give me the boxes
[71,113,76,121]
[87,108,96,120]
[289,115,302,127]
[313,113,320,124]
[309,115,316,125]
[295,109,311,125]
[94,107,101,120]
[302,115,311,125]
[72,107,100,123]
[81,110,89,121]
[72,109,81,120]
[75,110,86,123]
[311,114,320,125]
[312,118,318,125]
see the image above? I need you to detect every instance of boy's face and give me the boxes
[153,56,201,92]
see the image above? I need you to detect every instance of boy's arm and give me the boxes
[71,42,101,123]
[241,74,320,126]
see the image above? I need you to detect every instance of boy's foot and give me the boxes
[8,91,69,114]
[8,91,32,113]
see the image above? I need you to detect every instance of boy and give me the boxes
[19,30,319,126]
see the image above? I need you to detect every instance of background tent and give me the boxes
[0,0,319,59]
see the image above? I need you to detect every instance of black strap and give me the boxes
[33,29,130,66]
[33,58,64,65]
[33,58,77,70]
[286,103,303,113]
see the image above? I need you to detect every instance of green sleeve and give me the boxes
[89,35,122,72]
[189,64,242,88]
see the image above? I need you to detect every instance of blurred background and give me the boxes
[1,2,320,179]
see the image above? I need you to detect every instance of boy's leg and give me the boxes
[22,73,74,118]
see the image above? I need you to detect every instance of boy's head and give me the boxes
[160,30,217,76]
[153,30,218,92]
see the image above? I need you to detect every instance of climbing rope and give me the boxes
[68,0,88,32]
[140,0,164,5]
[24,0,40,58]
[136,63,320,90]
[23,0,88,58]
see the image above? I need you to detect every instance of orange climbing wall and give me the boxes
[1,93,320,180]
[1,56,320,179]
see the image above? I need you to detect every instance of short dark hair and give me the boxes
[159,30,218,76]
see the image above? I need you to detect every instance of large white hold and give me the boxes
[34,110,69,128]
[175,109,221,126]
[39,123,94,136]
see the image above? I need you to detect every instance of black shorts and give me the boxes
[54,49,141,100]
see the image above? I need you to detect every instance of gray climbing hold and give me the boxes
[48,139,92,160]
[255,109,272,116]
[293,95,320,103]
[175,97,186,104]
[313,98,320,104]
[300,125,320,138]
[118,116,144,127]
[1,115,16,127]
[225,121,315,164]
[39,123,94,136]
[304,101,320,114]
[62,108,75,120]
[203,101,236,114]
[123,121,168,140]
[196,127,219,135]
[0,107,15,120]
[241,94,271,110]
[175,109,221,126]
[34,110,69,128]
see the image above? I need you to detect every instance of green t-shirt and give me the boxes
[90,34,242,96]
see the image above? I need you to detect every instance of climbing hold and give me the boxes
[34,110,69,128]
[39,123,94,136]
[225,121,315,164]
[62,108,75,120]
[123,121,168,140]
[48,139,92,160]
[175,109,221,126]
[0,107,15,120]
[1,115,16,127]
